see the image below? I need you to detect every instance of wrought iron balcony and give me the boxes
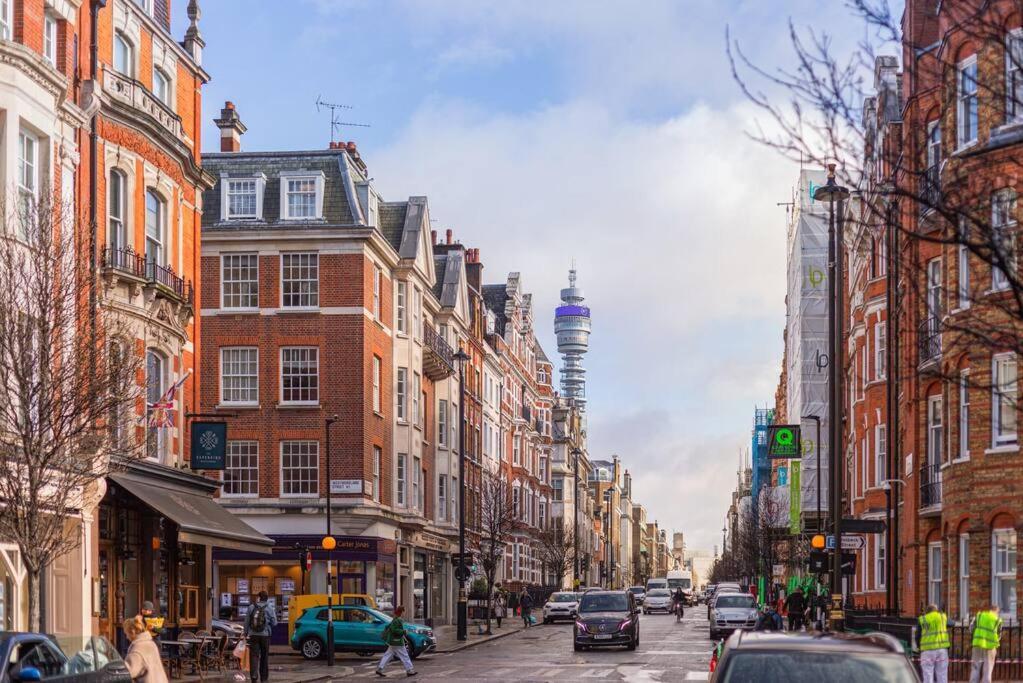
[922,165,941,210]
[920,463,943,511]
[918,318,942,366]
[102,246,146,279]
[422,325,455,381]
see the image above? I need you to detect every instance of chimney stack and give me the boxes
[431,230,437,245]
[446,229,453,244]
[214,101,246,152]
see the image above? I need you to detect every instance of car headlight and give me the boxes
[575,620,588,632]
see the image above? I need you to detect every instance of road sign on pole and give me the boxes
[826,535,865,550]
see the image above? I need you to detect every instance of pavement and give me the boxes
[186,610,715,682]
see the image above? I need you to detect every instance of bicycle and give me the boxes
[675,601,685,622]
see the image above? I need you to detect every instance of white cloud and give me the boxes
[435,37,514,71]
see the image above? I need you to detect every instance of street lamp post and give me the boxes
[324,414,339,666]
[603,490,613,588]
[814,163,849,630]
[453,348,470,642]
[572,447,582,587]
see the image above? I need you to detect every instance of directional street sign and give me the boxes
[826,535,865,551]
[767,425,802,459]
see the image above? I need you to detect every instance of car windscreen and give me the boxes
[579,593,629,613]
[647,589,670,597]
[550,594,577,602]
[721,652,915,682]
[628,587,644,593]
[715,595,756,608]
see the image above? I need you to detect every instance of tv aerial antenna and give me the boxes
[315,96,371,144]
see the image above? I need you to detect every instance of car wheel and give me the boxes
[626,638,637,651]
[543,618,550,624]
[405,637,420,660]
[574,643,583,652]
[300,636,324,660]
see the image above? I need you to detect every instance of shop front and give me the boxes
[213,534,398,645]
[405,531,453,627]
[97,463,273,648]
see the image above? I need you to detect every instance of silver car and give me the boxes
[542,592,580,623]
[709,592,758,640]
[643,588,672,614]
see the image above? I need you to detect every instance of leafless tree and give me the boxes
[535,526,576,589]
[0,195,144,631]
[471,466,524,635]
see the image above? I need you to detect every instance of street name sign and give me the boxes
[767,425,802,459]
[826,535,865,551]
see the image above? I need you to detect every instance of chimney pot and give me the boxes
[347,141,357,152]
[214,100,246,153]
[431,230,437,245]
[446,229,453,244]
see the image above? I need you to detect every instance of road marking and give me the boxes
[536,668,564,677]
[580,669,614,678]
[686,673,711,681]
[488,668,515,676]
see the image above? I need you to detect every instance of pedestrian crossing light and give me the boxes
[811,534,826,549]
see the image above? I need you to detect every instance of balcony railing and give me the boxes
[918,318,942,365]
[103,68,185,142]
[920,462,943,509]
[522,405,532,422]
[923,165,941,209]
[146,260,192,303]
[102,246,146,279]
[423,325,455,381]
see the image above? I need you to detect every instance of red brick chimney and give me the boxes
[446,229,453,244]
[213,101,246,152]
[431,230,438,245]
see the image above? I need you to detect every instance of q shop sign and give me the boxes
[767,425,802,459]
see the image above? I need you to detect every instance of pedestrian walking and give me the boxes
[918,603,950,683]
[969,604,1003,683]
[493,592,505,629]
[519,588,534,628]
[121,615,169,683]
[244,590,277,683]
[785,588,806,632]
[375,606,417,677]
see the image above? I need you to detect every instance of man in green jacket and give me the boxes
[918,604,949,683]
[375,605,417,678]
[969,604,1002,683]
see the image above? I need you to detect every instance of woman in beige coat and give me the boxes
[122,616,169,683]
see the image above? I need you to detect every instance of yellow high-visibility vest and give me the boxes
[918,610,949,651]
[972,610,1003,650]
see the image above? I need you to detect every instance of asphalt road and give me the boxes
[325,609,716,681]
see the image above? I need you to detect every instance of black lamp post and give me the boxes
[453,348,470,641]
[603,489,613,588]
[572,447,582,587]
[324,414,339,666]
[814,163,850,630]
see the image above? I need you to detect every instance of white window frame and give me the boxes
[0,0,11,40]
[396,453,407,507]
[875,533,886,590]
[992,190,1016,292]
[221,253,259,310]
[373,265,382,320]
[927,258,943,323]
[17,129,39,225]
[957,55,979,149]
[1007,29,1023,124]
[224,177,261,219]
[108,169,128,252]
[958,243,971,309]
[928,541,944,610]
[992,528,1018,622]
[959,533,970,621]
[113,32,134,78]
[958,370,970,460]
[438,474,447,522]
[412,287,422,339]
[396,368,407,422]
[438,399,448,447]
[451,402,458,450]
[928,395,943,468]
[280,440,319,497]
[280,347,319,405]
[513,434,521,466]
[279,172,325,220]
[372,356,382,413]
[875,322,887,380]
[396,281,407,333]
[222,441,259,498]
[280,252,319,309]
[144,189,166,267]
[412,455,421,511]
[43,13,57,66]
[134,0,154,15]
[875,424,886,487]
[372,446,381,503]
[412,372,421,426]
[152,65,171,106]
[993,353,1019,447]
[220,347,259,406]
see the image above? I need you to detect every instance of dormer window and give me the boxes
[279,172,325,220]
[221,174,266,221]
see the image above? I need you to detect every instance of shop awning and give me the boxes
[110,472,274,554]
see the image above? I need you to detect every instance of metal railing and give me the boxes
[919,318,942,364]
[102,246,146,278]
[522,405,532,422]
[920,462,943,508]
[423,325,455,372]
[923,165,941,209]
[146,260,191,303]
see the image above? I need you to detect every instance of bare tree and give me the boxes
[0,195,144,631]
[535,526,576,590]
[471,466,524,635]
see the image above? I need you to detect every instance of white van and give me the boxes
[646,577,668,592]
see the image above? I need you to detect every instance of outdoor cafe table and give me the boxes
[161,636,214,679]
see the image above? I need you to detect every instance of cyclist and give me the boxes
[672,587,686,621]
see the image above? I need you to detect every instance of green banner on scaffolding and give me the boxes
[789,461,801,535]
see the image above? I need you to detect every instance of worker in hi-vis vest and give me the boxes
[969,604,1003,683]
[918,603,950,683]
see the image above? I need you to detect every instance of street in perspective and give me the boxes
[5,0,1023,681]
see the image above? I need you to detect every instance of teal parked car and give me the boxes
[290,605,437,661]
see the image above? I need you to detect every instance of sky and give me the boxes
[183,0,879,552]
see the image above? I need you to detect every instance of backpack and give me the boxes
[250,603,267,632]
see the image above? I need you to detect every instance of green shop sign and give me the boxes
[767,425,801,459]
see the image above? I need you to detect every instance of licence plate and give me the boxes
[594,634,613,640]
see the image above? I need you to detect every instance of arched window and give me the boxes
[113,32,134,77]
[146,350,167,461]
[108,170,127,252]
[152,66,171,107]
[145,189,165,266]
